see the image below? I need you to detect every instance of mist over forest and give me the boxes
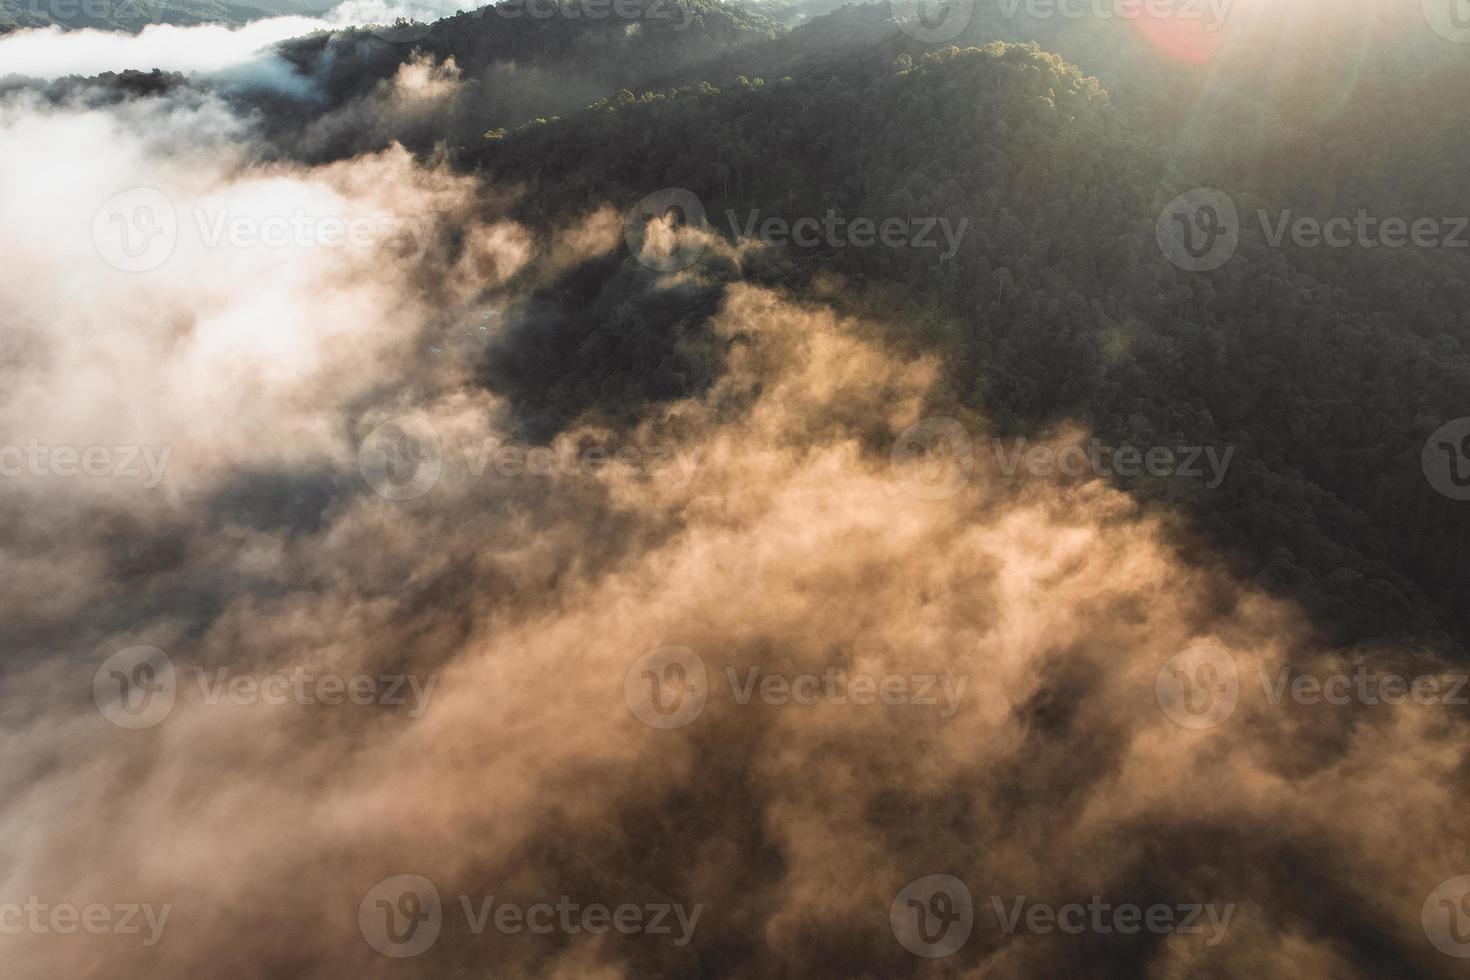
[2,0,1469,977]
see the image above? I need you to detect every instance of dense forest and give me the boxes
[0,0,321,32]
[6,3,1470,978]
[8,0,1469,673]
[195,0,1470,654]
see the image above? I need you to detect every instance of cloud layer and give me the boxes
[1,81,1468,980]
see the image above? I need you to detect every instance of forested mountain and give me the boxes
[232,0,1470,653]
[7,1,1470,977]
[470,29,1470,652]
[250,0,780,158]
[0,0,323,32]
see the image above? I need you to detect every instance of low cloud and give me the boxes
[0,81,1466,980]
